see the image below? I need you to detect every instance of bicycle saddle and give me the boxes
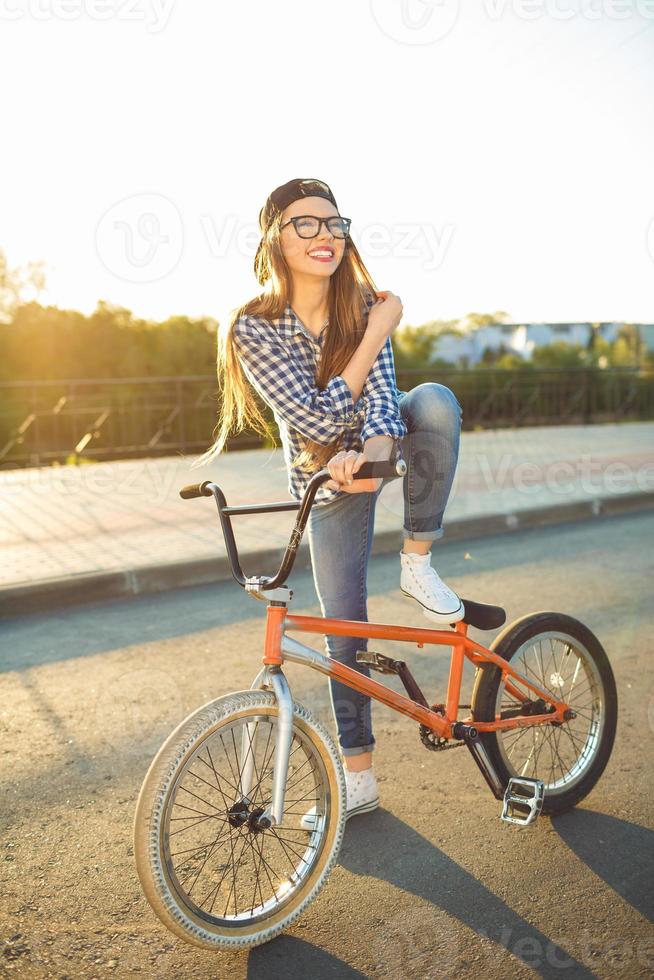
[452,598,506,631]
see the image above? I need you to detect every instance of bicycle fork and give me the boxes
[239,666,293,827]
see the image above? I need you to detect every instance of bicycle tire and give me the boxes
[134,689,346,949]
[471,612,618,815]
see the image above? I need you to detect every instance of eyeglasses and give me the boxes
[279,215,351,239]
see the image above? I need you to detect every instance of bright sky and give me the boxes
[1,1,653,329]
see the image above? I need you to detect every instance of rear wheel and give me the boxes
[471,612,617,815]
[134,690,346,949]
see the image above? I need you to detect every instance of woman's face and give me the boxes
[278,195,346,280]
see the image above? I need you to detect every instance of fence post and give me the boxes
[583,367,591,424]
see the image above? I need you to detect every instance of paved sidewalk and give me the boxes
[1,421,653,616]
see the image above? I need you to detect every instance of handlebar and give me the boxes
[179,457,407,594]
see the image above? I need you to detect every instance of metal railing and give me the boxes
[1,367,652,469]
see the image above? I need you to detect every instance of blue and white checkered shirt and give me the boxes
[232,299,407,506]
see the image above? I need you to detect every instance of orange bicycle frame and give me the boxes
[259,605,570,739]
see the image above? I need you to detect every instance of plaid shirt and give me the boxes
[232,299,407,506]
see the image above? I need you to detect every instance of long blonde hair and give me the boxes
[192,209,381,473]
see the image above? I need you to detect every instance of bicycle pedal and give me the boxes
[501,777,545,826]
[355,650,400,675]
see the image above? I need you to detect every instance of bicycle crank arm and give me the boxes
[453,723,505,801]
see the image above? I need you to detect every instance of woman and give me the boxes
[193,177,464,824]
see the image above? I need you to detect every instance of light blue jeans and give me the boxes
[306,382,463,758]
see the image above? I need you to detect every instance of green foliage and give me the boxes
[530,341,586,368]
[1,299,218,381]
[0,247,47,322]
[458,311,512,332]
[392,318,462,369]
[495,352,533,371]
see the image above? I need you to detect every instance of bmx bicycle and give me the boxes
[133,456,618,950]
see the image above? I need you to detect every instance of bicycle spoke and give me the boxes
[171,800,219,818]
[182,824,240,897]
[176,784,224,812]
[251,833,267,916]
[206,829,249,916]
[173,826,235,867]
[169,812,229,837]
[519,733,537,775]
[156,696,337,927]
[248,723,275,804]
[496,632,603,792]
[200,745,241,803]
[218,731,242,794]
[186,767,234,802]
[246,737,304,804]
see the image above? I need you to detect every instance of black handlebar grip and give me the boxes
[353,458,407,480]
[179,480,214,499]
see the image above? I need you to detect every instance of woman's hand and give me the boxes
[366,290,403,340]
[324,449,383,494]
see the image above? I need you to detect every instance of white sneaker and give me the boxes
[300,767,380,831]
[399,549,464,624]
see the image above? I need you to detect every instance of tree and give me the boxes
[531,341,586,369]
[613,323,642,367]
[478,341,510,367]
[0,247,47,323]
[393,318,462,368]
[457,311,512,333]
[0,299,218,381]
[495,352,532,370]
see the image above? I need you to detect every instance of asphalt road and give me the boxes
[1,511,653,979]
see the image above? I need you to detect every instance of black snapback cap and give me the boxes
[258,178,339,233]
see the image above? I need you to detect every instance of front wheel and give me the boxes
[134,689,346,950]
[471,612,618,815]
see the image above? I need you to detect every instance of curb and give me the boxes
[2,490,653,619]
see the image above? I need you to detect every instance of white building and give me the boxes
[428,322,650,366]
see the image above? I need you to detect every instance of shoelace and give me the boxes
[407,563,456,598]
